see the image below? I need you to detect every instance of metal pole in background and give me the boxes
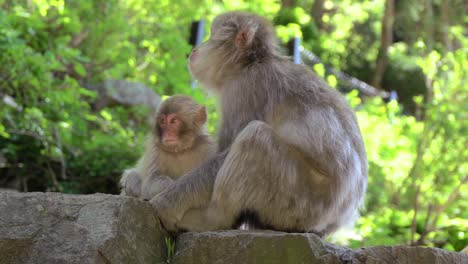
[189,20,205,88]
[287,37,302,64]
[189,19,205,48]
[300,47,392,99]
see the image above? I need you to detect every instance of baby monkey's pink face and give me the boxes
[158,113,183,146]
[154,95,208,153]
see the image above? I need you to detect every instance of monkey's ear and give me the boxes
[197,106,207,124]
[235,27,256,49]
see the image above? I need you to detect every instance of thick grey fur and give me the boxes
[151,12,367,237]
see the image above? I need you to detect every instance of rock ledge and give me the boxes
[173,231,468,264]
[1,192,466,264]
[0,192,168,264]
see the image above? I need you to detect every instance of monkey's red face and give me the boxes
[188,15,244,91]
[189,12,275,93]
[158,113,183,146]
[188,42,222,91]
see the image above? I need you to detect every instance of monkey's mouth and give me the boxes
[163,139,179,145]
[159,140,193,153]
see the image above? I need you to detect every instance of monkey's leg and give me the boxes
[150,152,228,231]
[178,120,307,231]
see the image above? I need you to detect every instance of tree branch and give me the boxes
[428,176,468,232]
[371,0,395,88]
[410,185,421,244]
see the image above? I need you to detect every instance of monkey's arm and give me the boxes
[150,150,228,227]
[140,174,174,200]
[120,167,176,200]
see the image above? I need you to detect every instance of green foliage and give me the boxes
[338,49,467,251]
[0,0,466,252]
[382,43,427,113]
[164,237,176,263]
[0,0,226,193]
[274,7,318,43]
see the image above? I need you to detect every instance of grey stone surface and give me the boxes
[0,192,168,264]
[172,230,468,264]
[354,245,468,264]
[86,79,161,110]
[1,192,466,264]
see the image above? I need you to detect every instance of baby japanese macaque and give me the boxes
[120,95,216,200]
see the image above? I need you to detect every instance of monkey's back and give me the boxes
[225,58,368,234]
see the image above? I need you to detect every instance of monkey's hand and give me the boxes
[120,169,141,197]
[150,193,180,232]
[141,176,174,200]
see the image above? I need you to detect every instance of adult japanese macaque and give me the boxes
[120,95,216,200]
[150,11,367,237]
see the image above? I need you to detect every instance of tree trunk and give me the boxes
[371,0,395,88]
[281,0,295,8]
[438,1,451,51]
[310,0,325,31]
[423,0,434,51]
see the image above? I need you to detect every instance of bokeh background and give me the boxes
[0,0,466,251]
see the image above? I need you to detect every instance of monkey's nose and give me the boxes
[190,49,197,60]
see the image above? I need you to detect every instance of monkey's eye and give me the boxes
[159,117,166,124]
[170,117,178,124]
